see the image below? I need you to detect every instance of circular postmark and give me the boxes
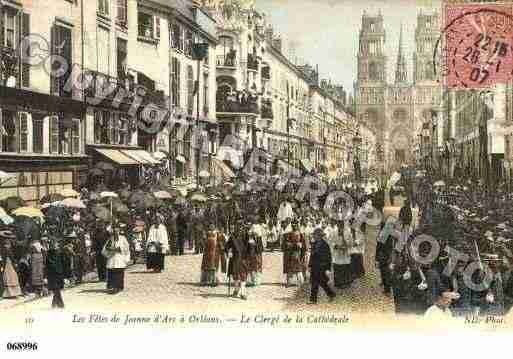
[433,5,513,89]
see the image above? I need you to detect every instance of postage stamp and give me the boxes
[440,3,513,89]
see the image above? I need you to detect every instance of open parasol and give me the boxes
[60,188,80,198]
[40,193,65,204]
[100,191,119,198]
[190,192,207,203]
[12,206,44,219]
[153,190,174,200]
[60,198,87,209]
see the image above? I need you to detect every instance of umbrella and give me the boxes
[1,196,26,212]
[190,192,207,203]
[60,198,87,209]
[434,180,446,187]
[100,191,118,198]
[12,207,44,219]
[199,170,210,178]
[0,170,15,185]
[40,193,65,204]
[153,151,168,160]
[60,188,80,198]
[153,190,173,199]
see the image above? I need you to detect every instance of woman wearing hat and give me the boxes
[0,230,22,299]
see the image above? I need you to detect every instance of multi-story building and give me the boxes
[0,0,218,202]
[354,10,442,175]
[204,0,360,178]
[0,0,88,205]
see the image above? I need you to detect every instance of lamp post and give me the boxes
[353,131,362,183]
[192,42,209,187]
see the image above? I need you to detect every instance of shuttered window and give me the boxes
[51,24,72,97]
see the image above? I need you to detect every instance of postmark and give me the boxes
[434,4,513,89]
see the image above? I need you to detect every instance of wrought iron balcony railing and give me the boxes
[216,52,237,68]
[217,91,259,114]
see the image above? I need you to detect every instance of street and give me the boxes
[1,218,393,315]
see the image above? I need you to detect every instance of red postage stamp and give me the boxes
[443,3,513,89]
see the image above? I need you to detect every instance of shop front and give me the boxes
[0,86,88,206]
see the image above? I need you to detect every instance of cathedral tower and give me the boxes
[395,23,408,84]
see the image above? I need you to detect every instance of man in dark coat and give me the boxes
[225,221,250,300]
[375,220,395,296]
[46,236,65,309]
[93,220,109,282]
[308,228,336,304]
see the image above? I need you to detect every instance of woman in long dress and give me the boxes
[30,241,46,296]
[1,233,22,299]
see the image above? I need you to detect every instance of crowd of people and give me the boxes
[375,174,513,319]
[0,176,385,307]
[4,167,511,319]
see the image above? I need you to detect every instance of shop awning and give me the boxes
[94,148,140,165]
[121,150,160,165]
[212,158,236,179]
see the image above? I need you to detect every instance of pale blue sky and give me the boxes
[255,0,441,95]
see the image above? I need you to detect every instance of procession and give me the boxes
[0,169,384,308]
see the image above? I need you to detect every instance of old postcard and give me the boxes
[1,0,513,355]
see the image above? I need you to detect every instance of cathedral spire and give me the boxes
[395,22,407,84]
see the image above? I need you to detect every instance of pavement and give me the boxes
[2,198,410,319]
[0,225,393,316]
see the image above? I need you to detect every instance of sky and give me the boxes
[255,0,442,95]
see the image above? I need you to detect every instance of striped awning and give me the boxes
[121,150,160,165]
[94,148,139,165]
[212,158,236,179]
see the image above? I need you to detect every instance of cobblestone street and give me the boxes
[1,217,398,316]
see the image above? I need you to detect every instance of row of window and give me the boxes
[0,110,80,155]
[93,110,130,146]
[171,58,210,116]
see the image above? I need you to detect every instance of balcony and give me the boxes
[84,70,166,110]
[217,90,259,115]
[261,99,273,120]
[216,51,237,68]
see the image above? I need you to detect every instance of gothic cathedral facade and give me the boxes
[354,11,441,173]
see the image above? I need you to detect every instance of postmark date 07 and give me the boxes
[6,342,38,351]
